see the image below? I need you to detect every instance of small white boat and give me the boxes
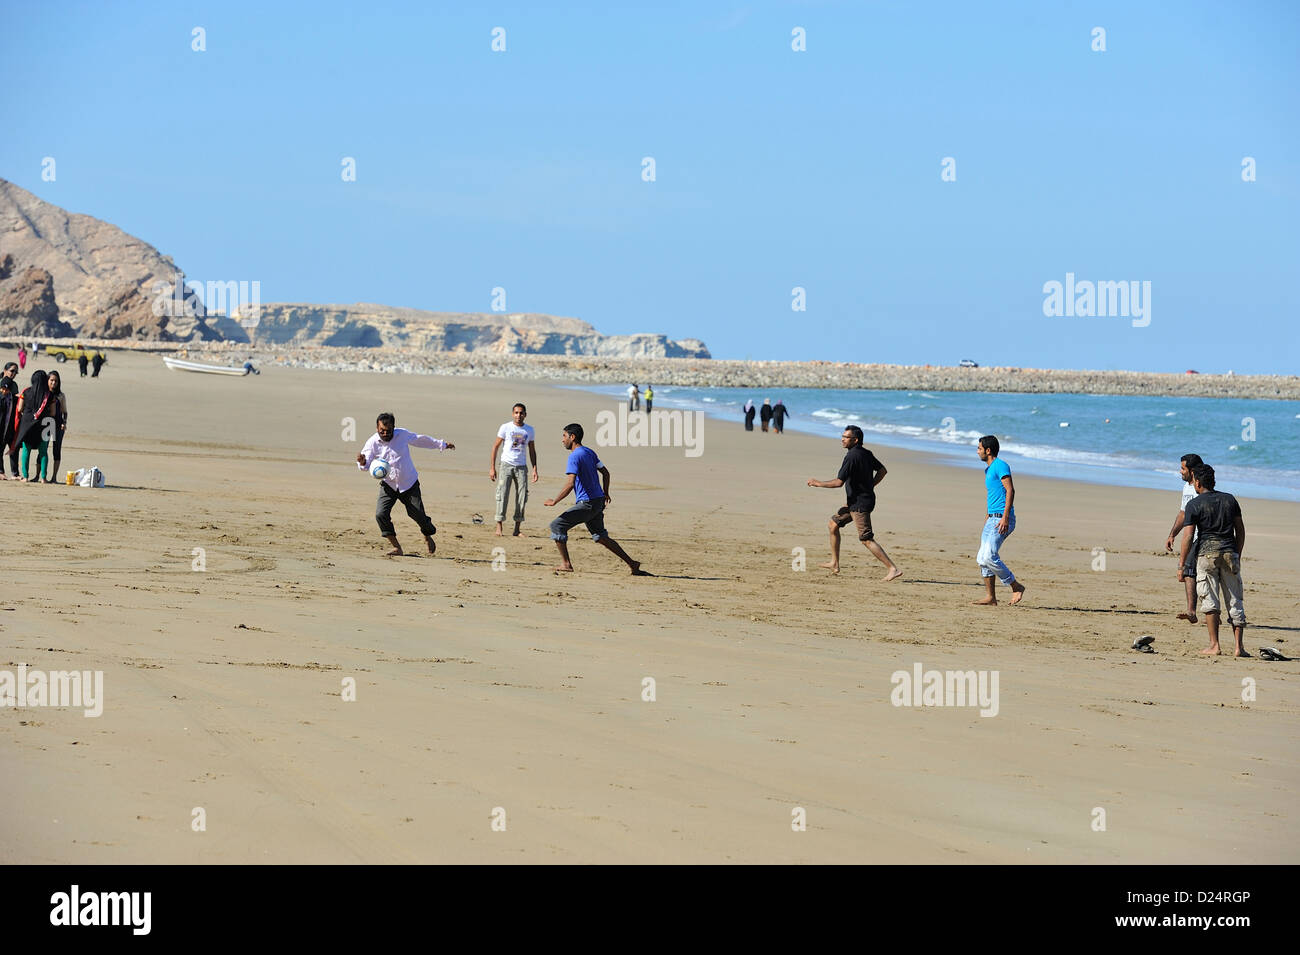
[163,356,252,376]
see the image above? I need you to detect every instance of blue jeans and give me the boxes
[977,513,1016,584]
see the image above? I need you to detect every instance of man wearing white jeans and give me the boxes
[974,435,1027,606]
[490,403,539,537]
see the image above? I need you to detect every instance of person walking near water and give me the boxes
[760,399,773,432]
[807,425,901,580]
[1165,452,1204,624]
[974,435,1026,606]
[489,402,538,537]
[772,399,789,434]
[356,412,455,556]
[743,399,756,431]
[627,384,640,412]
[544,423,647,576]
[1176,465,1248,657]
[644,385,654,414]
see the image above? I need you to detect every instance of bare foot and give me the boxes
[512,524,522,536]
[1200,646,1221,656]
[1009,582,1026,605]
[424,535,436,555]
[554,565,574,573]
[973,597,997,606]
[385,546,403,557]
[819,561,840,574]
[883,567,902,582]
[1177,612,1198,624]
[494,525,503,537]
[1235,649,1251,658]
[628,561,650,576]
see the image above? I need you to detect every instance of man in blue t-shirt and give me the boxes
[974,435,1026,606]
[543,422,649,575]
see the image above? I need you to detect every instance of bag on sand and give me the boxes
[74,466,106,488]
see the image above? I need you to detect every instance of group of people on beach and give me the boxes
[626,383,654,414]
[806,429,1024,604]
[1,363,71,483]
[744,398,789,433]
[356,404,647,575]
[352,396,1256,658]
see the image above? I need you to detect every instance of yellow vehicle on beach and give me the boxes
[43,344,104,363]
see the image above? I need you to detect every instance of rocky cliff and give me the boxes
[225,303,711,358]
[0,255,74,338]
[0,177,219,341]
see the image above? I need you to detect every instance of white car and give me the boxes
[959,359,979,368]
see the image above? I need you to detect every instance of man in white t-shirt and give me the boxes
[489,402,539,536]
[627,384,640,412]
[1165,452,1203,624]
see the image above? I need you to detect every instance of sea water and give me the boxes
[578,385,1300,502]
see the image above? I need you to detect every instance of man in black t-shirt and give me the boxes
[1179,465,1248,657]
[807,425,902,580]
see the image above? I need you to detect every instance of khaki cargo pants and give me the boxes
[1196,550,1247,626]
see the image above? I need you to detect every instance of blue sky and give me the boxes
[3,1,1297,372]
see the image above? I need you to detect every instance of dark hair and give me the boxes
[843,425,864,445]
[564,422,584,443]
[1181,453,1203,470]
[513,403,527,413]
[376,412,395,428]
[3,362,16,373]
[979,435,1000,456]
[1192,464,1216,490]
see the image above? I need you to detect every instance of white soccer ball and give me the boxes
[370,460,390,480]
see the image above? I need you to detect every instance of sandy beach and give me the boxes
[2,350,1297,864]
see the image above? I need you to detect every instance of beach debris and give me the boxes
[1132,635,1155,653]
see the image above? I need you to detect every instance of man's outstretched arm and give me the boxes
[410,433,454,451]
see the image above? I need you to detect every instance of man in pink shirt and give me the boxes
[356,412,456,556]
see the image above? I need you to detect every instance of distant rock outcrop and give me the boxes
[0,178,710,356]
[0,177,219,342]
[229,303,711,358]
[0,261,74,338]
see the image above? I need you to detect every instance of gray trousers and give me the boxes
[495,464,528,523]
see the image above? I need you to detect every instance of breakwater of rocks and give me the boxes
[81,340,1300,400]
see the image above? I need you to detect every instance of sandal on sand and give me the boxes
[1259,647,1290,661]
[1132,635,1155,652]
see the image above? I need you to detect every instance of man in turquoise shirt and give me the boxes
[974,435,1026,606]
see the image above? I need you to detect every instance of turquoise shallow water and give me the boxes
[576,385,1300,502]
